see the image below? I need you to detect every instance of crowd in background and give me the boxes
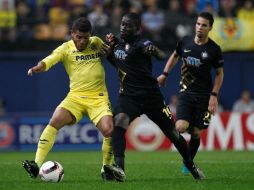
[0,0,254,114]
[0,0,254,51]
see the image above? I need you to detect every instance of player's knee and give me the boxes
[176,125,187,133]
[49,117,64,129]
[114,113,129,129]
[191,128,201,139]
[101,127,113,137]
[100,123,114,137]
[49,108,74,128]
[176,120,189,133]
[97,116,114,137]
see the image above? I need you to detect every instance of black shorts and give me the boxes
[176,92,211,130]
[114,95,175,135]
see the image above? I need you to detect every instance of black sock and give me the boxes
[114,157,125,171]
[164,127,192,163]
[189,137,200,160]
[157,120,192,164]
[172,134,192,163]
[112,126,126,170]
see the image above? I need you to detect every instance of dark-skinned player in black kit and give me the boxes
[101,13,205,182]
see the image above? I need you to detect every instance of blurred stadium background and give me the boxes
[1,0,254,189]
[0,0,254,171]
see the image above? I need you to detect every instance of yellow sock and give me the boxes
[101,137,114,172]
[35,125,58,167]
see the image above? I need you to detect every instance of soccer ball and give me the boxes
[39,161,64,183]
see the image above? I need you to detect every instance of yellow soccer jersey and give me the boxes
[42,36,108,96]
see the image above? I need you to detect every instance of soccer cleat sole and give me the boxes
[103,165,126,182]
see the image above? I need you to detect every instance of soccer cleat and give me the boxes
[182,163,190,175]
[184,161,205,180]
[103,164,126,182]
[101,168,114,181]
[101,171,114,181]
[192,164,205,180]
[22,160,39,178]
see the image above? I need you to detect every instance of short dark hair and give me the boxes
[71,17,92,33]
[123,12,141,29]
[198,12,214,27]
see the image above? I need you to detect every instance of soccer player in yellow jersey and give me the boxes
[22,17,116,181]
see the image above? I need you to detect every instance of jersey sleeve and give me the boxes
[213,46,224,68]
[140,39,153,53]
[91,36,104,49]
[42,43,66,71]
[175,40,183,56]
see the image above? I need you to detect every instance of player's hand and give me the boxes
[27,62,45,76]
[208,96,218,115]
[145,44,159,56]
[157,74,167,87]
[106,33,116,47]
[99,43,113,57]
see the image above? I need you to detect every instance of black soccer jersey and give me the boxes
[110,35,161,97]
[176,36,224,94]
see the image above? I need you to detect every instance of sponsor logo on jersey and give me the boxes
[114,50,127,60]
[184,56,202,67]
[75,53,100,62]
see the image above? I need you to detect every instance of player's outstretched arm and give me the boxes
[27,61,46,76]
[145,44,166,60]
[157,50,179,86]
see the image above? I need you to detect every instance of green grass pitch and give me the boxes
[0,151,253,190]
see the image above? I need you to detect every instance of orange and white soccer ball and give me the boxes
[39,161,64,183]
